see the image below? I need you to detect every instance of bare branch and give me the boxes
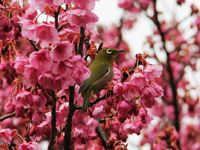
[95,119,108,150]
[0,107,29,122]
[153,0,180,148]
[64,86,75,150]
[78,26,85,56]
[48,90,57,150]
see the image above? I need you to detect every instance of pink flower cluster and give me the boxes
[14,47,90,91]
[114,64,163,109]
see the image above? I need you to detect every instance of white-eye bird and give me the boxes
[79,47,125,113]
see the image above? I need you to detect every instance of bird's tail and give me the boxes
[81,89,93,113]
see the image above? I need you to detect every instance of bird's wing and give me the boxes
[79,62,109,93]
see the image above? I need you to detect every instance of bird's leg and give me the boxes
[88,101,92,107]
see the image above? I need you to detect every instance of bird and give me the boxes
[79,47,125,113]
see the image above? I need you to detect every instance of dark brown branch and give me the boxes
[0,107,28,122]
[84,33,90,57]
[17,25,39,52]
[64,86,75,150]
[54,6,61,30]
[153,0,180,148]
[95,119,108,150]
[0,111,15,122]
[90,93,111,106]
[98,42,104,52]
[99,114,114,124]
[1,45,9,55]
[48,90,57,150]
[78,26,85,56]
[28,39,39,52]
[116,17,123,49]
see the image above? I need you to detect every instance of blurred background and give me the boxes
[93,0,200,149]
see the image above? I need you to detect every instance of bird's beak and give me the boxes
[117,50,126,53]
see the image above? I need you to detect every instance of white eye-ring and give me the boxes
[106,49,112,54]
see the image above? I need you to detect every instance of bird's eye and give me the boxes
[106,49,112,54]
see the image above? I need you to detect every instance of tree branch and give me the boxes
[54,6,61,30]
[27,39,39,52]
[78,26,85,56]
[0,107,29,122]
[153,0,180,148]
[95,119,108,150]
[64,86,75,150]
[17,25,39,52]
[48,90,57,150]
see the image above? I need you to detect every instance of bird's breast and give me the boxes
[91,67,113,94]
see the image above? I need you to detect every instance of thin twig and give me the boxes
[27,39,39,52]
[0,107,29,122]
[17,25,39,52]
[95,119,108,150]
[0,112,15,122]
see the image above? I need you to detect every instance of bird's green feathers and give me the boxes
[79,62,110,94]
[79,47,125,113]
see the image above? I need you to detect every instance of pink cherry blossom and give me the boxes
[34,23,59,48]
[164,105,175,120]
[68,0,97,10]
[86,118,98,133]
[70,55,91,84]
[117,100,131,122]
[50,42,73,61]
[112,66,122,82]
[29,49,53,72]
[142,86,158,99]
[30,94,47,109]
[111,119,121,133]
[150,82,163,97]
[0,128,14,144]
[57,102,69,125]
[23,7,38,20]
[18,141,41,150]
[66,8,98,28]
[51,60,73,76]
[31,0,64,11]
[18,19,36,40]
[123,82,140,101]
[23,65,38,88]
[0,15,9,27]
[35,119,51,140]
[92,105,105,118]
[14,55,29,74]
[118,0,135,11]
[54,75,75,91]
[140,97,155,108]
[121,119,139,135]
[113,82,124,96]
[16,91,33,106]
[4,101,15,114]
[131,72,147,89]
[144,64,163,80]
[38,73,55,89]
[15,105,25,118]
[170,61,184,81]
[32,111,44,125]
